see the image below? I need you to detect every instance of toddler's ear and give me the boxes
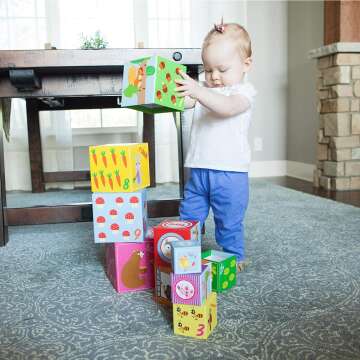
[243,57,252,72]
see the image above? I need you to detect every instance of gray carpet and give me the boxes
[1,181,360,360]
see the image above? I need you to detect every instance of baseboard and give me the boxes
[249,160,315,182]
[249,161,287,178]
[286,161,315,182]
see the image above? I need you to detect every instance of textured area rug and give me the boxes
[1,181,360,360]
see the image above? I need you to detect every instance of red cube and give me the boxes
[153,219,201,268]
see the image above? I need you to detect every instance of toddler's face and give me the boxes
[202,38,251,88]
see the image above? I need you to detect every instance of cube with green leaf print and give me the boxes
[121,56,187,114]
[201,250,237,292]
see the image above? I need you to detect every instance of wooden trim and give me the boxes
[38,96,121,111]
[0,109,8,246]
[339,1,360,43]
[324,0,340,45]
[6,199,180,226]
[143,113,156,188]
[324,0,360,44]
[0,75,123,98]
[174,112,184,198]
[43,171,90,183]
[26,99,45,193]
[0,48,202,72]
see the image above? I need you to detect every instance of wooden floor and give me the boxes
[265,177,360,208]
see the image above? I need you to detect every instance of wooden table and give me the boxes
[0,48,202,246]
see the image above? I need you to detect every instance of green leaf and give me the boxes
[123,84,139,97]
[130,57,151,64]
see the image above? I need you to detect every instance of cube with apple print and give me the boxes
[121,55,187,114]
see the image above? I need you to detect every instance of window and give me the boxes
[57,0,135,49]
[147,0,191,47]
[70,108,138,131]
[0,0,46,50]
[54,0,137,131]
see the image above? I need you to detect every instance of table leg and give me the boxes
[0,104,9,246]
[143,113,156,188]
[174,112,185,199]
[26,99,45,193]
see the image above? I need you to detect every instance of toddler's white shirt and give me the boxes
[184,81,257,172]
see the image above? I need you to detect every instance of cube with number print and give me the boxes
[172,292,217,339]
[89,143,150,193]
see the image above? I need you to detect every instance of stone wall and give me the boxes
[315,53,360,190]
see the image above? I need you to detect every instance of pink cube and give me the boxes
[171,264,212,306]
[105,236,154,293]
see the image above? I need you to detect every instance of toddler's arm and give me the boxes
[175,72,250,117]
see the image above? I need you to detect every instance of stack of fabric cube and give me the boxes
[89,143,154,293]
[152,219,217,339]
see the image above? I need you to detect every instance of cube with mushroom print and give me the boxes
[92,190,147,243]
[121,56,187,114]
[89,143,150,193]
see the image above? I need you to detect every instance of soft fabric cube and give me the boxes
[89,143,150,192]
[153,219,201,268]
[154,265,172,306]
[105,237,154,293]
[202,250,237,292]
[171,264,212,306]
[171,240,202,274]
[173,292,217,339]
[92,190,147,243]
[121,56,187,114]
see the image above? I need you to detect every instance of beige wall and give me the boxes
[247,0,288,162]
[287,0,324,165]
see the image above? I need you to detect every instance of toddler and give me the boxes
[175,21,256,272]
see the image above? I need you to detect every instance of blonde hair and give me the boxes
[203,23,252,59]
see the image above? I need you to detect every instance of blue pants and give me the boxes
[179,168,249,261]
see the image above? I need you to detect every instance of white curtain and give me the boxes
[2,0,136,191]
[133,0,192,183]
[137,0,247,183]
[2,0,248,190]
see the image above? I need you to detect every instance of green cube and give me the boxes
[201,250,237,292]
[121,55,187,114]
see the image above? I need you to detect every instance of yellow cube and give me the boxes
[173,292,217,340]
[89,143,150,192]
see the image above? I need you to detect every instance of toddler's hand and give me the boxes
[175,71,203,100]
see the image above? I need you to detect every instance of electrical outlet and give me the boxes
[254,137,263,152]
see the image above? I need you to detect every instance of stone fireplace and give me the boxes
[310,43,360,191]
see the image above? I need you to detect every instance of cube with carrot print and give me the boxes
[89,143,150,193]
[121,56,187,114]
[92,190,147,243]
